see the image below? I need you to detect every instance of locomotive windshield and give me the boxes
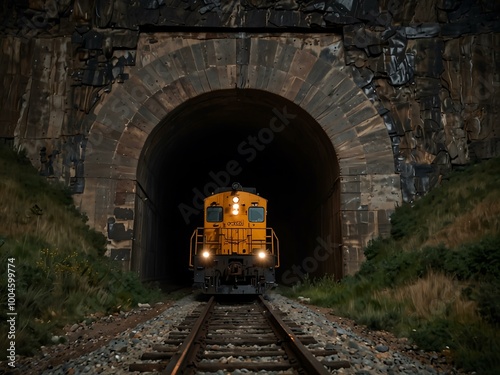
[206,206,223,222]
[248,207,265,222]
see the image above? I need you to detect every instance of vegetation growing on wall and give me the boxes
[282,157,500,375]
[0,145,162,355]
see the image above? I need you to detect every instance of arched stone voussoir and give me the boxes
[302,88,338,119]
[183,67,213,95]
[138,36,194,66]
[334,129,365,155]
[96,90,144,129]
[245,64,303,96]
[249,39,280,67]
[89,118,124,145]
[124,71,162,99]
[120,78,155,109]
[245,64,274,91]
[355,115,390,138]
[158,75,209,108]
[109,159,138,180]
[84,161,114,179]
[279,76,308,103]
[140,56,178,89]
[314,69,351,98]
[125,109,159,136]
[118,125,149,157]
[336,142,366,159]
[317,105,347,129]
[140,96,170,127]
[289,48,320,81]
[300,75,355,117]
[342,93,377,120]
[215,65,238,90]
[212,38,237,67]
[201,65,238,91]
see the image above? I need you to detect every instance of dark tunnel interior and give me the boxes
[133,88,341,288]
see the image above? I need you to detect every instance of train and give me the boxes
[189,182,279,294]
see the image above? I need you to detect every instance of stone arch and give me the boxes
[80,33,401,281]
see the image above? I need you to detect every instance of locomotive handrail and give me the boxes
[271,229,280,268]
[189,228,204,268]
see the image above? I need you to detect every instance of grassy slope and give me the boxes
[0,145,162,355]
[282,157,500,375]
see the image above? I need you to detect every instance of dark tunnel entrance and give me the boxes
[133,89,342,288]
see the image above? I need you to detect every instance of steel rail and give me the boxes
[259,295,332,375]
[162,296,215,375]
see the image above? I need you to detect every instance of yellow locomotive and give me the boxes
[190,183,279,294]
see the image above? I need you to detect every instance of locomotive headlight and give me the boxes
[202,250,210,259]
[232,196,239,203]
[258,251,266,259]
[232,203,239,215]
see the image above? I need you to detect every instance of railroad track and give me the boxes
[129,295,350,374]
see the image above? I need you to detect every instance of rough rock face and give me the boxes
[1,0,498,201]
[0,1,499,276]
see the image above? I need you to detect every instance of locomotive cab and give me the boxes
[190,183,279,294]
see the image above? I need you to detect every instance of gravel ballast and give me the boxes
[8,292,465,375]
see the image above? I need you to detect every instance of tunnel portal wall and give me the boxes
[78,33,401,280]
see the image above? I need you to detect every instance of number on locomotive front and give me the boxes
[189,183,279,295]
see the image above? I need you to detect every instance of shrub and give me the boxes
[420,235,500,281]
[474,282,500,326]
[449,321,500,375]
[409,318,453,351]
[390,204,415,240]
